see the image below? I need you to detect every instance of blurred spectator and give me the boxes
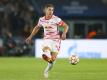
[1,30,33,56]
[93,29,107,39]
[86,28,106,39]
[0,0,35,36]
[74,34,82,39]
[3,31,16,56]
[86,30,97,39]
[0,0,36,56]
[0,39,3,56]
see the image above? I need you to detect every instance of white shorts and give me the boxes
[42,39,61,53]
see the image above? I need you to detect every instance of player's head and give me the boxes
[43,4,54,16]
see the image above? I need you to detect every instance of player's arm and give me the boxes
[60,22,69,40]
[26,25,40,44]
[29,25,40,39]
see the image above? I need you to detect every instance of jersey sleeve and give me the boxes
[56,17,64,26]
[37,18,42,27]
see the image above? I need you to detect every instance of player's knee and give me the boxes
[42,46,51,52]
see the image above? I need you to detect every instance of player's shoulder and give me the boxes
[52,15,62,22]
[39,16,45,20]
[38,16,46,23]
[51,15,62,22]
[52,15,60,19]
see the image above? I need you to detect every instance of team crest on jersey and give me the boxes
[44,26,53,29]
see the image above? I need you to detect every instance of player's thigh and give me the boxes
[51,39,61,60]
[51,39,61,53]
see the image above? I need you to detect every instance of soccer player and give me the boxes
[26,4,68,78]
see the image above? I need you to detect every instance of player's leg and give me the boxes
[42,39,61,78]
[43,53,57,78]
[42,52,57,63]
[42,46,51,78]
[42,45,54,78]
[42,39,60,63]
[49,39,61,62]
[50,52,58,61]
[42,39,53,63]
[44,62,54,78]
[42,46,53,63]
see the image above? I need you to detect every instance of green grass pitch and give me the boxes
[0,57,107,80]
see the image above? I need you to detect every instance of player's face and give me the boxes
[45,7,54,16]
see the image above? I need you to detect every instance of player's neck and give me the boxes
[45,15,53,20]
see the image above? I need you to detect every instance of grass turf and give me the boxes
[0,57,107,80]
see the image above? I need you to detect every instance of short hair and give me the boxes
[44,4,54,9]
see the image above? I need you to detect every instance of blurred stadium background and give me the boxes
[0,0,107,80]
[0,0,107,57]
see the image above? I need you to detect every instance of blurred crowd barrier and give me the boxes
[0,0,107,56]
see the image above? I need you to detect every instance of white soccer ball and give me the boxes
[69,55,79,65]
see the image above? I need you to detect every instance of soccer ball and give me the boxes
[69,55,79,65]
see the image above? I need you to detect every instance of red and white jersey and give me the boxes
[37,15,64,39]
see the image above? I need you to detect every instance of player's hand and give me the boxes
[61,33,66,40]
[25,36,32,44]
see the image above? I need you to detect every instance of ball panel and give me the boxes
[69,55,79,65]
